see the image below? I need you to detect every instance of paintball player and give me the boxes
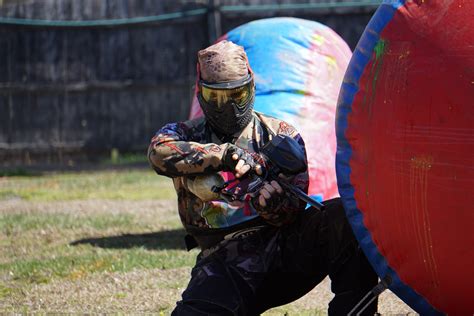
[148,40,378,315]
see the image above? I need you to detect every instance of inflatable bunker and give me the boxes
[336,1,474,314]
[190,17,352,201]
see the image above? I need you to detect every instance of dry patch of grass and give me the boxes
[0,195,199,314]
[2,267,190,313]
[0,169,175,201]
[0,170,416,314]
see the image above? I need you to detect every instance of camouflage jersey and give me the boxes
[148,111,309,245]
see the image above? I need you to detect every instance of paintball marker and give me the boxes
[204,134,325,211]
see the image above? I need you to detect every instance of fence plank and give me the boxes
[0,0,376,165]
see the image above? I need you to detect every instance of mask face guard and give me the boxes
[194,51,255,135]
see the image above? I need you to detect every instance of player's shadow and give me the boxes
[70,229,187,250]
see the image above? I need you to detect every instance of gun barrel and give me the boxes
[280,182,325,211]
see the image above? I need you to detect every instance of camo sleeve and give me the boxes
[148,121,230,177]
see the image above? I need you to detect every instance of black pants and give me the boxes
[172,198,378,315]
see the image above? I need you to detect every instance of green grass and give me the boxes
[0,168,39,177]
[0,168,323,314]
[0,167,189,285]
[2,248,196,284]
[1,212,135,231]
[0,169,175,201]
[0,202,195,285]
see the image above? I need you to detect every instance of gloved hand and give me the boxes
[256,180,283,208]
[253,180,296,226]
[222,144,263,178]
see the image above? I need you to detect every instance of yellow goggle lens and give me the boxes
[200,85,252,109]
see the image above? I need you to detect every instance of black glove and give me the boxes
[251,180,294,226]
[222,144,260,176]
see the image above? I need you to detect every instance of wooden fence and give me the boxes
[0,0,379,166]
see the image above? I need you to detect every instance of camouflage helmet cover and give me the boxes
[198,40,249,83]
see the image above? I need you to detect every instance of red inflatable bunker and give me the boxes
[336,1,474,314]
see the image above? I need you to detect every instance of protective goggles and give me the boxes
[198,74,254,110]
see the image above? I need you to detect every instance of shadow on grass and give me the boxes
[70,228,187,250]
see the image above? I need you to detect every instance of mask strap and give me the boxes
[195,63,202,95]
